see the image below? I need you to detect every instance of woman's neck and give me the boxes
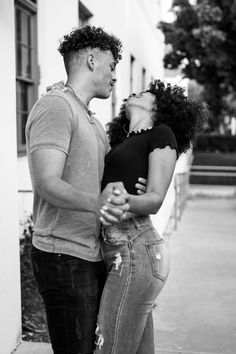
[128,111,153,133]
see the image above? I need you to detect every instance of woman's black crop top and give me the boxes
[101,124,178,195]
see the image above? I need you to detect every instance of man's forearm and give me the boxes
[36,176,99,213]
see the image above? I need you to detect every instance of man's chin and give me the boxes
[96,92,111,99]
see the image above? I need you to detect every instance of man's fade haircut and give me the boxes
[58,25,122,74]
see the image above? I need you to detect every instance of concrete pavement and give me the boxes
[14,342,52,354]
[154,190,236,354]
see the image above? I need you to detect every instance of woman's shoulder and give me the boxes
[152,123,175,135]
[149,124,178,154]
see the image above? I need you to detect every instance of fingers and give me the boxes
[111,181,125,189]
[46,81,66,92]
[46,85,53,92]
[138,177,147,185]
[135,177,147,194]
[107,194,129,206]
[135,183,145,194]
[109,187,129,205]
[100,216,112,227]
[99,199,129,226]
[100,207,119,225]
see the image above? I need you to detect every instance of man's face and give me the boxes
[93,50,117,99]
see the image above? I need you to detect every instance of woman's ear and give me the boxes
[87,54,95,71]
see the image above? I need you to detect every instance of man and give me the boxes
[26,26,143,354]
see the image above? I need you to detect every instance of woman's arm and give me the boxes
[106,146,177,218]
[128,146,176,215]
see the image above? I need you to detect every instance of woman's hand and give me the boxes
[46,80,67,92]
[135,177,147,195]
[100,184,129,227]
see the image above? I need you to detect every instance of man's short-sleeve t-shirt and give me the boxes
[26,88,110,261]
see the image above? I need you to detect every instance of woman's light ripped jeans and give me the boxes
[94,216,170,354]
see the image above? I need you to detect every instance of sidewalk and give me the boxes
[154,188,236,354]
[14,342,52,354]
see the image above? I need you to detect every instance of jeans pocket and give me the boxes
[102,227,124,246]
[145,240,170,281]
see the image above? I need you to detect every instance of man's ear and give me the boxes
[87,54,95,71]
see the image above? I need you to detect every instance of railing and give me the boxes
[190,165,236,185]
[190,165,236,177]
[174,172,190,230]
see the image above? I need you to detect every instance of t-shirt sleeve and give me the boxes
[149,124,178,155]
[29,95,74,155]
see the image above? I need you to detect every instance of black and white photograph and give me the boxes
[0,0,236,353]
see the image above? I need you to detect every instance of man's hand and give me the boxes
[99,182,129,227]
[135,177,147,195]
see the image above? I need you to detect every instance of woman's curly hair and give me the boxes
[107,80,208,154]
[58,25,122,70]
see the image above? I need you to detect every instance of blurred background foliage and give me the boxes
[159,0,236,132]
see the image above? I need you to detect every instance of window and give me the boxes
[79,1,93,28]
[15,0,38,154]
[130,55,135,94]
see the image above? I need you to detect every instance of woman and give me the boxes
[95,80,207,354]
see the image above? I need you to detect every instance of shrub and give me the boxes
[194,134,236,153]
[20,214,49,342]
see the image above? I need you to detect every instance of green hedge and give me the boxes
[193,152,236,166]
[194,134,236,153]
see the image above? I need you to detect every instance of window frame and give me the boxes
[15,0,38,155]
[130,55,135,94]
[79,1,93,28]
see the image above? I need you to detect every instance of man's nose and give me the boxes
[112,74,117,83]
[111,70,117,81]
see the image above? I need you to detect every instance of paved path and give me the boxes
[154,194,236,354]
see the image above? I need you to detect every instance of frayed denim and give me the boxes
[95,216,170,354]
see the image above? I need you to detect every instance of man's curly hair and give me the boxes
[107,80,208,155]
[58,25,122,73]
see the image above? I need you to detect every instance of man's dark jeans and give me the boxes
[31,245,106,354]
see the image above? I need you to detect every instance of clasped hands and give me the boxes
[99,179,146,227]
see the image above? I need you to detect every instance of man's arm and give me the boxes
[31,148,99,212]
[31,148,129,222]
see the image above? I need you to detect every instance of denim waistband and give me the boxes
[101,215,163,246]
[102,215,152,236]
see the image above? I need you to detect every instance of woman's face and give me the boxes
[125,92,155,113]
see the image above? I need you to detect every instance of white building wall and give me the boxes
[37,0,79,95]
[0,1,21,352]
